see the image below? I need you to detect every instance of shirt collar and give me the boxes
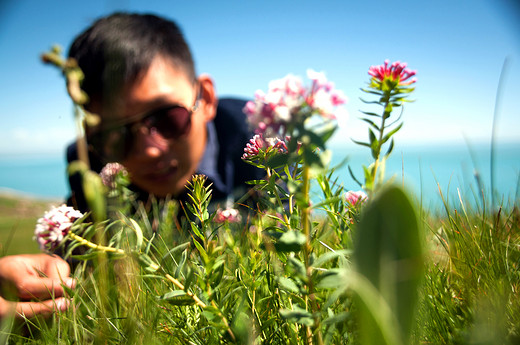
[196,120,226,194]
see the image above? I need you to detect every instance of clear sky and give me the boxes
[0,0,519,156]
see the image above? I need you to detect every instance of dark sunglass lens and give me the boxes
[151,106,191,139]
[89,128,129,162]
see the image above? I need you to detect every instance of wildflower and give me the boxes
[345,190,368,206]
[34,205,84,252]
[99,162,128,189]
[214,208,242,223]
[368,60,417,86]
[242,134,288,160]
[243,70,347,137]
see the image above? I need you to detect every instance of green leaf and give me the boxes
[210,259,225,288]
[276,276,300,293]
[192,238,209,264]
[279,307,314,327]
[369,133,380,160]
[310,195,343,210]
[190,222,204,241]
[184,267,196,291]
[274,230,306,252]
[245,179,268,186]
[287,256,307,278]
[67,160,89,176]
[302,147,324,169]
[353,185,424,344]
[174,248,188,278]
[312,249,351,268]
[160,242,190,264]
[71,252,104,261]
[127,218,144,249]
[157,290,195,306]
[310,124,337,148]
[301,129,325,149]
[381,122,403,144]
[384,139,395,158]
[317,268,349,289]
[360,111,382,118]
[322,311,350,326]
[266,153,289,169]
[351,138,371,148]
[82,170,106,222]
[138,253,159,272]
[348,165,363,187]
[361,118,381,131]
[368,128,377,146]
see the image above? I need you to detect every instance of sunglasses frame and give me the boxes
[87,87,201,162]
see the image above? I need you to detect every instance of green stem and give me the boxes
[74,106,90,169]
[301,166,323,345]
[370,96,391,193]
[68,232,125,254]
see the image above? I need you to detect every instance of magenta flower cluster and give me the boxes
[214,208,242,223]
[344,190,368,206]
[368,60,417,86]
[243,69,348,137]
[242,134,289,160]
[34,204,84,252]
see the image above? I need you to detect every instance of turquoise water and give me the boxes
[1,142,519,210]
[0,154,68,199]
[328,141,520,211]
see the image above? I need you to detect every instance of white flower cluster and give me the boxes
[34,204,84,252]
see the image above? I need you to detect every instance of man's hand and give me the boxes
[0,253,74,319]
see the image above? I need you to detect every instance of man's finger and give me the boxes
[14,297,70,319]
[41,255,71,280]
[16,277,75,300]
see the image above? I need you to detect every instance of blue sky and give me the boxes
[0,0,519,156]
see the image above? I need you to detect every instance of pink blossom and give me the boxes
[214,208,242,223]
[34,205,84,252]
[243,70,347,136]
[368,60,417,86]
[242,134,288,160]
[99,162,128,189]
[345,190,368,206]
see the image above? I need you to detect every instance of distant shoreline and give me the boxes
[0,187,62,202]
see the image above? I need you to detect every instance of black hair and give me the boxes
[68,12,195,107]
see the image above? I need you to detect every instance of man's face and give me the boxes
[92,56,216,197]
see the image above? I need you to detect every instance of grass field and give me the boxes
[1,184,519,344]
[0,193,61,255]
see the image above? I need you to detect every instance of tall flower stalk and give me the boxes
[351,60,417,195]
[243,69,347,344]
[42,46,107,222]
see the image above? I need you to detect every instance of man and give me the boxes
[1,12,263,320]
[66,12,263,211]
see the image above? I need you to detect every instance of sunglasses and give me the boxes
[88,98,199,162]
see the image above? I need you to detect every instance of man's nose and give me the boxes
[132,126,169,158]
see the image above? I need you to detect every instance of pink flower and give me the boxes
[34,205,84,252]
[242,134,288,160]
[214,208,242,223]
[243,70,347,136]
[345,190,368,206]
[368,60,417,86]
[99,162,128,189]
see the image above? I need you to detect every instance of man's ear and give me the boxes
[197,74,218,122]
